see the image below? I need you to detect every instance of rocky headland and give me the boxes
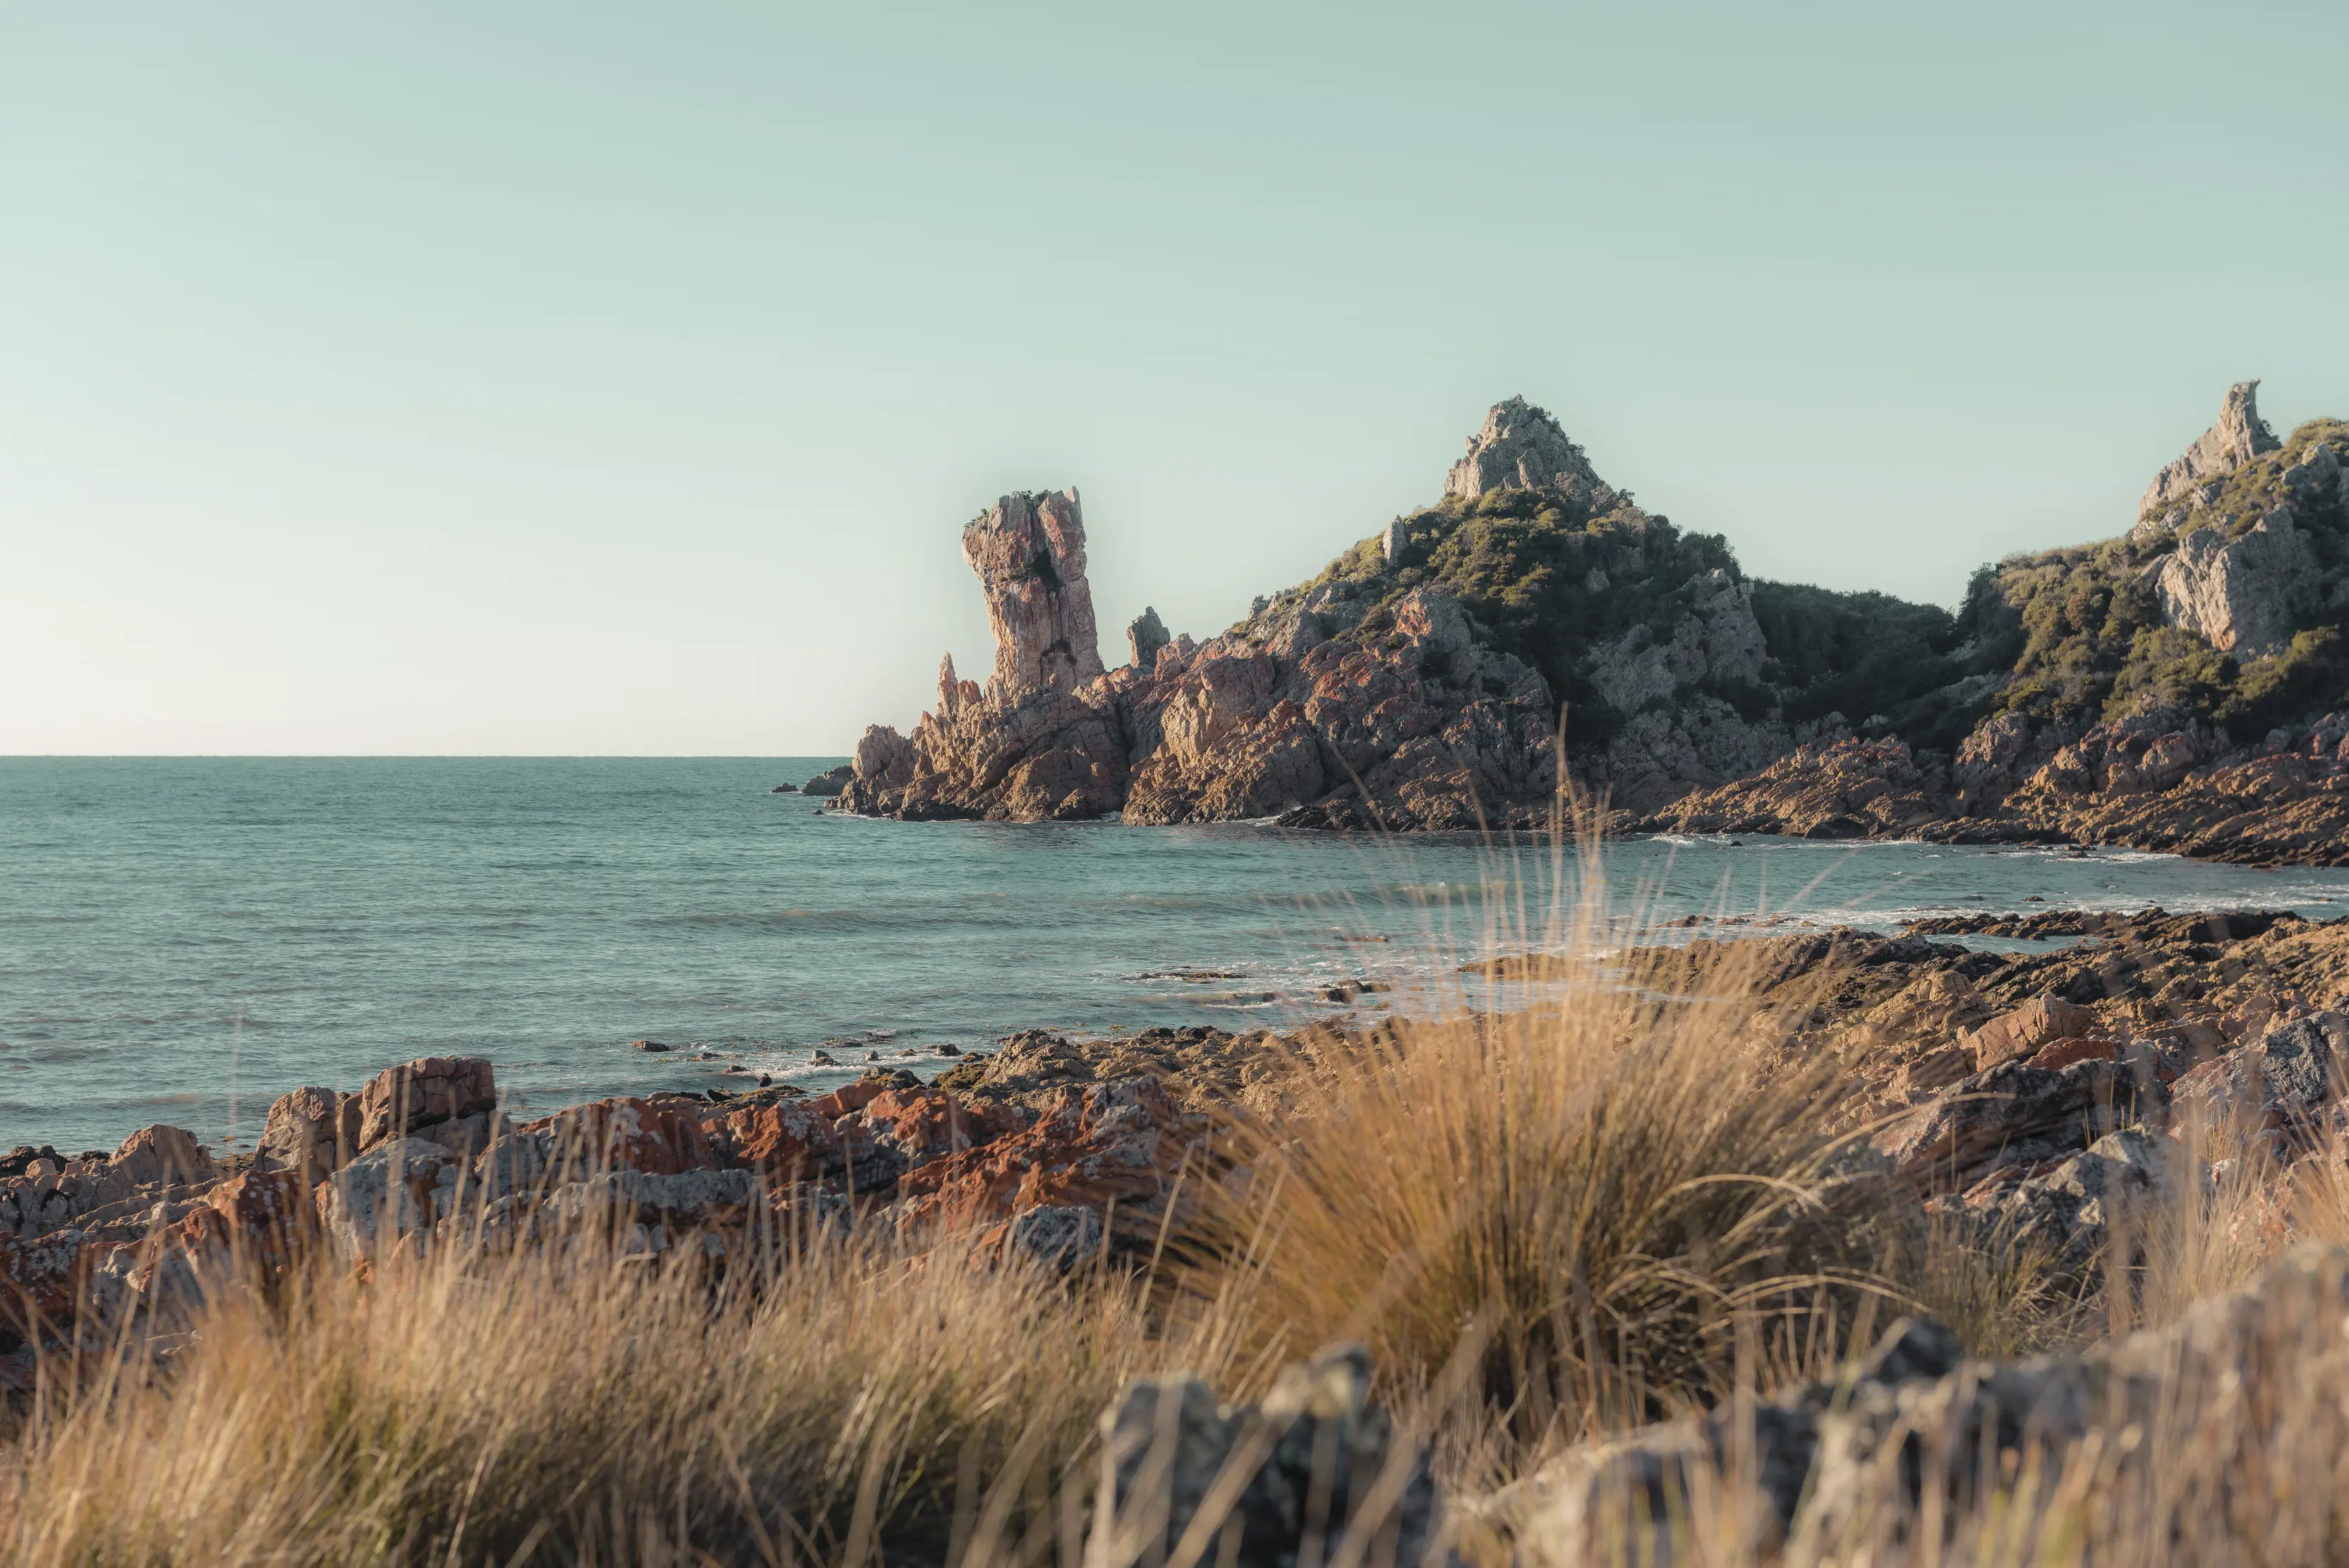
[838,384,2349,864]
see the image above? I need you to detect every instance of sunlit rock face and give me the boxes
[961,489,1104,706]
[1444,394,1605,504]
[2137,380,2281,529]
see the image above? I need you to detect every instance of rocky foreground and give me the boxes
[835,383,2349,867]
[0,1025,1294,1392]
[21,912,2349,1557]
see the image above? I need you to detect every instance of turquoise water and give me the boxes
[7,756,2349,1154]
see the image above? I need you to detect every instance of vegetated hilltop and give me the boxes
[1662,382,2349,862]
[837,386,2349,862]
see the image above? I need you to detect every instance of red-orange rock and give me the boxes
[895,1077,1191,1231]
[1968,996,2096,1071]
[141,1167,314,1285]
[356,1056,497,1151]
[2029,1034,2120,1072]
[713,1097,842,1181]
[521,1097,720,1176]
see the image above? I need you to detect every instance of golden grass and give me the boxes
[2,1226,1213,1567]
[1179,934,1885,1457]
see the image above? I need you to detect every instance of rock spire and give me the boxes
[1126,606,1169,668]
[960,489,1104,705]
[2138,380,2281,521]
[1445,396,1603,502]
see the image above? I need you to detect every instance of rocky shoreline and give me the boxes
[830,385,2349,869]
[18,903,2349,1380]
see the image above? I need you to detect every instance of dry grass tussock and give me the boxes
[1178,845,1896,1460]
[9,828,2349,1564]
[1,1227,1221,1567]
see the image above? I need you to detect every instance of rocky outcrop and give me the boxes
[1126,605,1169,668]
[1509,1246,2349,1563]
[1643,737,1950,839]
[823,383,2349,862]
[962,489,1105,702]
[3,1035,1240,1371]
[2157,510,2318,656]
[1444,394,1604,504]
[834,399,1845,830]
[2137,379,2281,526]
[1650,715,2349,867]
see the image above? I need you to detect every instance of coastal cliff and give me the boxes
[838,387,2349,862]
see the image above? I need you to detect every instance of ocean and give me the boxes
[7,756,2349,1154]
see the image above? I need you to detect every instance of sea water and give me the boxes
[7,756,2349,1154]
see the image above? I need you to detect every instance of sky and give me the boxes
[4,2,2345,755]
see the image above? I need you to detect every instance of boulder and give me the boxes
[1511,1245,2349,1562]
[1098,1345,1453,1568]
[355,1056,497,1152]
[895,1076,1193,1236]
[0,1230,89,1348]
[520,1096,722,1178]
[1506,1316,1964,1564]
[2172,1009,2349,1138]
[801,764,854,797]
[315,1138,459,1261]
[258,1087,356,1183]
[1965,994,2095,1070]
[1873,1056,2152,1184]
[107,1125,214,1188]
[1948,1127,2175,1277]
[852,724,917,792]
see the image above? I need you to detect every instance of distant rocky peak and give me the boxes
[960,488,1105,705]
[1445,395,1605,502]
[2137,381,2281,524]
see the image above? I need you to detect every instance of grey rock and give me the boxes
[1381,512,1447,565]
[1099,1345,1456,1568]
[1128,606,1170,668]
[800,764,853,797]
[1006,1203,1104,1270]
[258,1087,355,1186]
[1503,1317,1962,1565]
[1948,1126,2175,1277]
[2137,380,2281,526]
[2156,511,2317,658]
[1513,1246,2349,1564]
[315,1138,459,1261]
[2175,1008,2349,1137]
[1445,395,1602,502]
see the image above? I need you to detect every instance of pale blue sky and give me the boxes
[4,1,2343,754]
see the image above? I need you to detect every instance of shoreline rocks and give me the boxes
[830,384,2349,867]
[2,1025,1271,1380]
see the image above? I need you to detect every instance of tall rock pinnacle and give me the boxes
[2138,381,2281,521]
[960,489,1105,705]
[1445,396,1603,502]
